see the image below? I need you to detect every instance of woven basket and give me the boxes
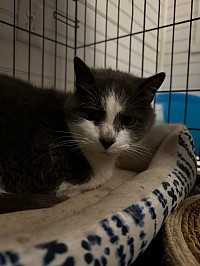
[163,195,200,266]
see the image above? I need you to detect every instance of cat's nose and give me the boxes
[100,138,115,150]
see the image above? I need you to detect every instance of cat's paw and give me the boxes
[56,178,104,199]
[56,182,83,198]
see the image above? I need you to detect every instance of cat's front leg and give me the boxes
[56,176,107,199]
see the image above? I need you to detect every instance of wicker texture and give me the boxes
[163,195,200,266]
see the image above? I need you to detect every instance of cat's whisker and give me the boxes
[130,149,150,159]
[132,142,152,152]
[67,142,96,156]
[71,137,95,145]
[53,131,83,138]
[122,149,149,162]
[51,136,71,144]
[78,82,99,102]
[130,105,153,109]
[123,143,152,158]
[79,102,102,110]
[128,80,156,104]
[53,131,86,138]
[49,136,96,154]
[52,131,94,141]
[128,146,152,158]
[50,142,75,152]
[51,133,92,146]
[126,150,151,161]
[128,95,153,107]
[50,140,86,150]
[67,146,82,155]
[82,82,100,100]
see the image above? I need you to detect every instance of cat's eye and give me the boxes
[84,109,104,122]
[120,114,139,127]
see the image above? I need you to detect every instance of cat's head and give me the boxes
[68,57,165,158]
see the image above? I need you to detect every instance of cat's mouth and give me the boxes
[99,147,120,157]
[102,150,112,157]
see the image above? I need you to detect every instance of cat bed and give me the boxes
[0,124,196,265]
[163,195,200,266]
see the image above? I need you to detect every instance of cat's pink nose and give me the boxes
[100,138,115,150]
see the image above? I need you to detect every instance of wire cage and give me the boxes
[0,0,200,158]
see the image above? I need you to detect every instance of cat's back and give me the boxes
[0,74,66,109]
[0,75,73,194]
[0,74,68,154]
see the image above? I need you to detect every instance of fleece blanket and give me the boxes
[0,124,196,265]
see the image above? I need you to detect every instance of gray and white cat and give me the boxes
[0,57,165,213]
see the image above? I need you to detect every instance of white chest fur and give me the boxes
[85,151,116,187]
[56,152,116,199]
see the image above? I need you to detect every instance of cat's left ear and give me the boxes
[138,72,166,103]
[73,57,95,86]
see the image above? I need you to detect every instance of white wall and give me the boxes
[0,0,199,93]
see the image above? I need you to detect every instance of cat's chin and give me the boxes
[97,150,119,159]
[101,151,114,157]
[83,148,118,159]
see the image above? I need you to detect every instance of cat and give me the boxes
[0,57,165,213]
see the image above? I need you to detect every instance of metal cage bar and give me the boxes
[128,0,134,73]
[41,0,45,88]
[13,0,16,77]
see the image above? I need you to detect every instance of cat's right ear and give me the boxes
[73,57,95,87]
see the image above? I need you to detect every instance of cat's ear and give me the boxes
[138,72,166,103]
[73,57,95,86]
